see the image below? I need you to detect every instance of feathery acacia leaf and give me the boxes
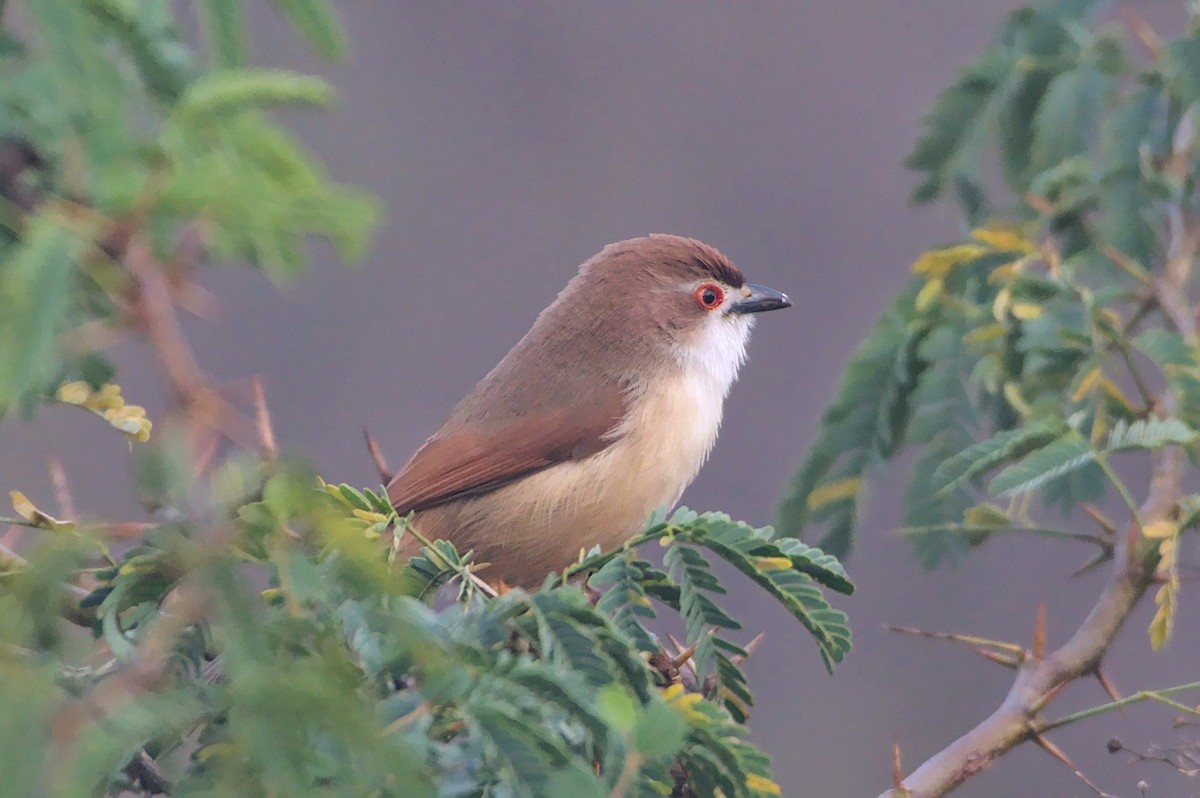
[776,283,926,556]
[175,68,334,119]
[931,418,1066,496]
[988,434,1094,497]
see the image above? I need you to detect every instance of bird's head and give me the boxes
[565,234,791,382]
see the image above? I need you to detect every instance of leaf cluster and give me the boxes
[0,3,859,796]
[3,452,851,797]
[779,0,1200,588]
[0,0,378,416]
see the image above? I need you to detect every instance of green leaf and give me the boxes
[1106,417,1197,451]
[988,433,1094,496]
[199,0,247,67]
[0,214,79,410]
[163,112,380,279]
[1097,80,1167,267]
[1134,329,1200,428]
[1029,65,1110,175]
[907,44,1011,205]
[1165,30,1200,106]
[776,283,926,556]
[505,666,611,751]
[272,0,347,60]
[529,591,623,690]
[635,701,686,759]
[931,417,1067,495]
[85,0,193,101]
[675,515,852,672]
[174,68,334,120]
[591,555,660,653]
[22,1,111,121]
[471,702,572,792]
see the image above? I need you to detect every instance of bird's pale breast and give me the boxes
[412,316,751,585]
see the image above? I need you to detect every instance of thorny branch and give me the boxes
[37,205,281,794]
[881,117,1199,798]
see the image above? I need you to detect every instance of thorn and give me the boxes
[885,624,1025,655]
[1099,246,1151,286]
[193,433,220,478]
[730,632,766,666]
[363,428,392,484]
[1120,7,1162,59]
[1080,503,1117,537]
[1,523,26,551]
[1031,734,1116,797]
[1070,550,1111,578]
[1024,193,1055,216]
[1039,681,1068,708]
[974,648,1022,669]
[1033,602,1046,660]
[671,642,699,670]
[667,634,699,691]
[1033,733,1072,767]
[252,377,277,460]
[1126,520,1140,564]
[46,454,76,520]
[99,522,152,540]
[892,739,904,790]
[1094,666,1122,707]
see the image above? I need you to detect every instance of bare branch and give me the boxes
[880,447,1175,797]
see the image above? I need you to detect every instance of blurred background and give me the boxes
[3,2,1199,795]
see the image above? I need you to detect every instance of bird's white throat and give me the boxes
[674,314,754,403]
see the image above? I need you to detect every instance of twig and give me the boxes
[885,624,1025,657]
[122,749,171,795]
[125,234,255,445]
[1031,733,1116,797]
[252,377,277,460]
[1038,682,1200,734]
[897,523,1112,552]
[364,428,392,483]
[47,455,76,520]
[880,445,1175,797]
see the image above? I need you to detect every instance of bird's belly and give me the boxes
[413,371,724,586]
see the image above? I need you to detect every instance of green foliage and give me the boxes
[6,462,848,797]
[0,7,853,791]
[779,0,1200,582]
[0,0,377,417]
[775,283,926,557]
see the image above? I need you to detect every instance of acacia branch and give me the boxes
[125,231,256,446]
[880,106,1200,798]
[880,450,1174,798]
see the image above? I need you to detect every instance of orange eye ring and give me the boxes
[695,283,724,311]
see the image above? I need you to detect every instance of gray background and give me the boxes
[4,2,1199,796]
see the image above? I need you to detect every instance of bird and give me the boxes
[386,234,791,587]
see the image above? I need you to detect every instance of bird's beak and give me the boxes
[729,283,792,314]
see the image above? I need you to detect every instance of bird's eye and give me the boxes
[695,283,724,311]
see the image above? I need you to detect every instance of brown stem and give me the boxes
[880,449,1175,797]
[882,113,1199,797]
[125,233,255,444]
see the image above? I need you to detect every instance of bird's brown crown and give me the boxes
[585,234,744,288]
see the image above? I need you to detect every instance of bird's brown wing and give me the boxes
[386,389,626,514]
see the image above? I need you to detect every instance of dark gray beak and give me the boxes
[729,283,792,314]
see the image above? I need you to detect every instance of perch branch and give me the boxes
[879,450,1171,797]
[880,109,1199,798]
